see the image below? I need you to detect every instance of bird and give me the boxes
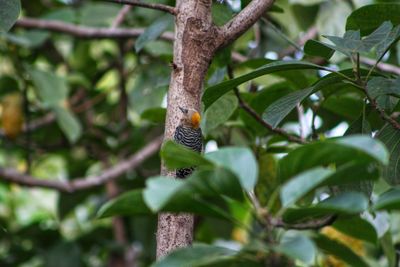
[174,106,203,179]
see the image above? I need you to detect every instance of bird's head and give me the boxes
[179,106,201,128]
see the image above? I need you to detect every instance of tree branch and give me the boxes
[218,0,275,48]
[0,136,163,192]
[227,67,306,144]
[14,18,174,40]
[271,215,337,230]
[103,0,177,15]
[111,5,132,29]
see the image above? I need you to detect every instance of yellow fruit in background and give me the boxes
[321,226,365,267]
[1,93,24,139]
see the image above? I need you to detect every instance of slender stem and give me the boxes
[102,0,177,15]
[365,44,392,82]
[0,136,163,192]
[228,67,306,144]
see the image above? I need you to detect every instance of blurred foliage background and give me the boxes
[1,0,400,266]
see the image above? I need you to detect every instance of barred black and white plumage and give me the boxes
[174,125,202,179]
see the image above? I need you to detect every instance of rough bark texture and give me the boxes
[156,0,216,259]
[157,0,275,259]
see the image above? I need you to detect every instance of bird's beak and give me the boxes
[179,106,188,114]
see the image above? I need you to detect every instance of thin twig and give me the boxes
[363,88,400,130]
[103,0,177,15]
[227,67,306,144]
[14,18,174,40]
[111,5,132,29]
[0,136,163,192]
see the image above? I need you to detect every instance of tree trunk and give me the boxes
[156,0,275,259]
[156,0,218,259]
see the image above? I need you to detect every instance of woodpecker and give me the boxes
[174,106,203,178]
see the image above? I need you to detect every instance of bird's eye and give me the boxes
[179,106,188,114]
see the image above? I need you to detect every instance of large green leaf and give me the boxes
[97,190,152,218]
[313,234,370,267]
[280,167,334,207]
[279,135,389,182]
[304,39,335,59]
[260,72,359,129]
[283,192,369,223]
[160,141,213,170]
[202,61,326,111]
[202,92,238,136]
[0,0,20,32]
[142,169,244,219]
[262,87,313,128]
[276,232,316,264]
[376,123,400,185]
[28,68,69,107]
[332,217,378,244]
[346,4,400,35]
[205,147,258,191]
[53,106,82,144]
[151,244,238,267]
[367,77,400,99]
[135,14,173,52]
[373,188,400,211]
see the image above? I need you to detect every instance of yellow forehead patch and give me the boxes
[191,112,201,128]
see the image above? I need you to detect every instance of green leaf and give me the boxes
[79,3,120,27]
[28,68,69,107]
[186,167,244,201]
[380,230,397,267]
[97,190,152,218]
[283,192,369,223]
[335,135,388,164]
[346,4,400,35]
[142,170,243,219]
[206,147,258,191]
[323,30,368,56]
[277,232,316,264]
[281,167,334,207]
[160,141,213,170]
[367,77,400,107]
[135,14,173,52]
[211,3,233,26]
[363,21,394,52]
[202,61,326,111]
[304,40,335,59]
[143,177,184,212]
[313,234,370,267]
[151,243,238,267]
[2,30,49,48]
[279,135,388,182]
[322,162,379,186]
[376,25,400,58]
[332,217,378,244]
[53,106,82,144]
[141,107,166,123]
[262,87,313,128]
[0,0,20,32]
[202,92,238,136]
[373,188,400,211]
[375,123,400,185]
